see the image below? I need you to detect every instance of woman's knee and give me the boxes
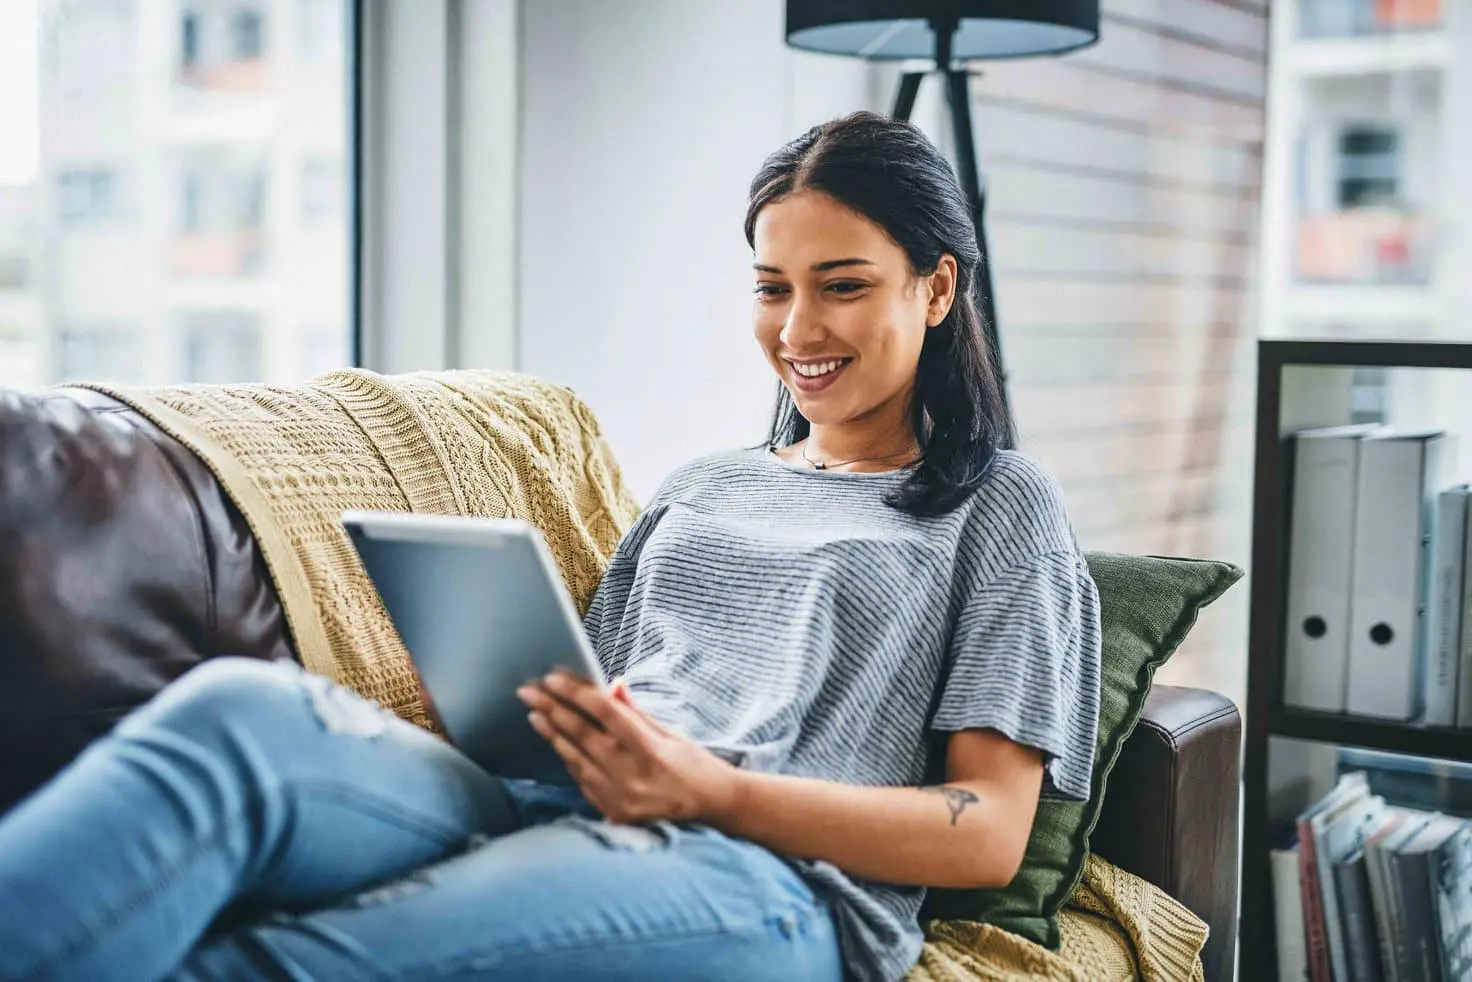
[117,657,309,747]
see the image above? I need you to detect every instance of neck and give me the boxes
[804,399,917,469]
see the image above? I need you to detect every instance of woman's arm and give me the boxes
[712,728,1042,889]
[520,673,1043,890]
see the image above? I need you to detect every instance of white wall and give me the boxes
[517,0,877,501]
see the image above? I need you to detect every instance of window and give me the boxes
[182,312,262,383]
[174,156,268,277]
[1336,126,1400,208]
[0,1,353,386]
[53,326,142,383]
[241,172,265,230]
[176,162,267,233]
[230,9,264,61]
[1274,28,1442,290]
[300,329,349,379]
[57,169,117,223]
[297,0,343,62]
[1350,367,1389,424]
[300,156,342,223]
[0,256,28,291]
[181,170,204,233]
[181,10,200,69]
[1300,0,1442,38]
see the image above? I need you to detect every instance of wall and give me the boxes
[516,0,874,502]
[967,0,1269,703]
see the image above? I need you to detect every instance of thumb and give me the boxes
[605,678,672,735]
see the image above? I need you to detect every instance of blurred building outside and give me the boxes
[1260,0,1472,472]
[0,0,350,390]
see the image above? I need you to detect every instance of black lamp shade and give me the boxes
[785,1,1100,61]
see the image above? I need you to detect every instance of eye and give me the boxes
[753,283,789,299]
[825,280,868,296]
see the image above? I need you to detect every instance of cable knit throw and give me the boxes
[78,369,1206,981]
[78,369,640,725]
[913,854,1207,981]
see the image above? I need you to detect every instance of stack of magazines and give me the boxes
[1273,762,1472,981]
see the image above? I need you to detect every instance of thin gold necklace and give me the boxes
[797,441,920,472]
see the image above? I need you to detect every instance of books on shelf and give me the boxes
[1426,487,1468,725]
[1283,425,1466,725]
[1275,844,1311,982]
[1276,770,1472,982]
[1340,747,1472,818]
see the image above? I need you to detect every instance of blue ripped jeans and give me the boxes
[0,659,843,982]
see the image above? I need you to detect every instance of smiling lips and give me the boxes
[786,357,853,393]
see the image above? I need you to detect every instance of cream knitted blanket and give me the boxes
[78,369,640,725]
[909,853,1207,981]
[80,369,1205,980]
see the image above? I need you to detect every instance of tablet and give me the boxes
[341,510,605,785]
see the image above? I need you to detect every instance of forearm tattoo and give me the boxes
[923,785,979,826]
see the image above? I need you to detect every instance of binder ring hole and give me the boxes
[1369,623,1394,646]
[1302,616,1326,639]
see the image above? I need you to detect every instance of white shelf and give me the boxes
[1288,33,1451,77]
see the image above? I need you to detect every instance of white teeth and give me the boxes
[794,359,844,378]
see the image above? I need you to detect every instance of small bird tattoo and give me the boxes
[923,785,979,826]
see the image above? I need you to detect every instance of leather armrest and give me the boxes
[1090,684,1241,982]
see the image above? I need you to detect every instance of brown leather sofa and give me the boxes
[0,387,1243,981]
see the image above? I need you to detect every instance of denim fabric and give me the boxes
[0,658,842,982]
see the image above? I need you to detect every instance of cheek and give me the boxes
[753,307,783,352]
[855,303,926,366]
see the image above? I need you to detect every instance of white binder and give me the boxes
[1424,485,1469,725]
[1346,430,1453,720]
[1283,425,1383,713]
[1456,500,1472,726]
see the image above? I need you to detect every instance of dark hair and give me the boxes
[744,111,1012,518]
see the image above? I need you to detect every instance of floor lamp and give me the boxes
[784,2,1100,449]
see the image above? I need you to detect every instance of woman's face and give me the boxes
[751,190,955,431]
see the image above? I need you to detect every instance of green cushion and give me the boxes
[919,552,1243,947]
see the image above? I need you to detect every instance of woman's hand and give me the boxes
[517,672,740,826]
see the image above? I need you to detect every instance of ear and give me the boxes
[926,254,958,328]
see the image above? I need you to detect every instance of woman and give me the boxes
[0,112,1100,982]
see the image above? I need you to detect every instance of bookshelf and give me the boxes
[1241,337,1472,980]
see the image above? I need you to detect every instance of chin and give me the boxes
[789,396,847,427]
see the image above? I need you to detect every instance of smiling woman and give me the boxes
[746,112,1012,510]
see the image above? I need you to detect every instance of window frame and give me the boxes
[352,0,517,375]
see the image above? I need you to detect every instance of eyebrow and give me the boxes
[753,258,877,274]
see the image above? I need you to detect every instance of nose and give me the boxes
[778,293,825,350]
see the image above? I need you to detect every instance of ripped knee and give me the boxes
[297,671,392,739]
[554,815,678,852]
[343,868,437,908]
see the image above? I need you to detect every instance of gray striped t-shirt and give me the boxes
[583,447,1102,982]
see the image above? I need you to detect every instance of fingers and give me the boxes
[521,680,629,766]
[540,673,651,748]
[526,684,602,743]
[527,708,611,783]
